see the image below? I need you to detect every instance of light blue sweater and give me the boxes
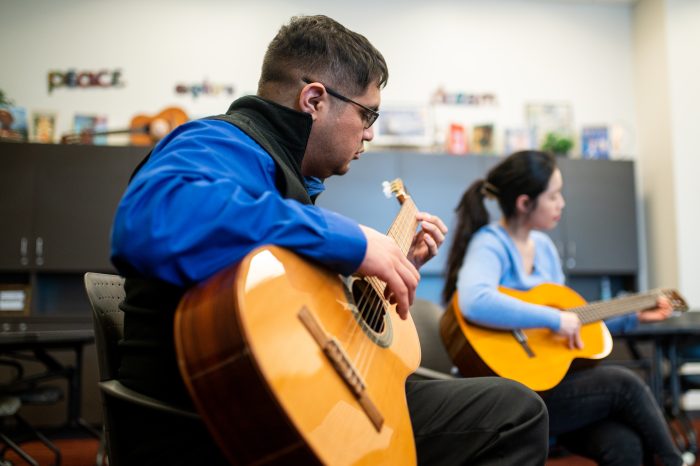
[456,223,637,334]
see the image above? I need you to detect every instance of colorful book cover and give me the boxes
[471,124,494,154]
[503,127,536,155]
[0,105,29,142]
[581,126,610,159]
[73,114,109,145]
[31,111,57,143]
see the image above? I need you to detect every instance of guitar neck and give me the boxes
[387,197,419,257]
[571,291,660,324]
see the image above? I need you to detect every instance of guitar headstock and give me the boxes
[660,289,690,312]
[382,178,410,204]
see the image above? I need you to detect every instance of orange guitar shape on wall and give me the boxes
[440,283,688,392]
[61,106,188,146]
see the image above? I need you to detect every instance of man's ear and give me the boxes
[515,194,532,214]
[298,82,326,122]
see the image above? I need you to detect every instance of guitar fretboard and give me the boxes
[387,197,419,257]
[571,291,663,324]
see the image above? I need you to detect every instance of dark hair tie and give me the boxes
[480,180,500,199]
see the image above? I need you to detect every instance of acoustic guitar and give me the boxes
[60,106,188,146]
[440,283,688,392]
[174,180,421,465]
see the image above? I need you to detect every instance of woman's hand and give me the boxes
[558,312,583,349]
[637,296,674,323]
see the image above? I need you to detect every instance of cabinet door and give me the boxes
[0,145,36,270]
[558,159,638,273]
[399,154,489,274]
[31,145,147,271]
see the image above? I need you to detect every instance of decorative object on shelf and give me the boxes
[446,123,468,155]
[471,124,494,154]
[503,127,536,155]
[371,106,433,148]
[525,102,573,149]
[0,106,28,142]
[72,114,109,145]
[541,132,573,156]
[30,110,57,143]
[581,126,610,160]
[61,106,188,146]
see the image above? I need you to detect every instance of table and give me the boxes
[614,311,700,457]
[0,324,97,435]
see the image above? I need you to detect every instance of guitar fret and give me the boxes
[573,292,660,324]
[388,198,418,256]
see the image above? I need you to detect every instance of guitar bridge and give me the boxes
[298,306,384,431]
[512,329,536,358]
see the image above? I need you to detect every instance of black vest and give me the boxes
[118,96,314,406]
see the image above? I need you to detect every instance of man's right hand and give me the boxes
[558,311,583,349]
[356,225,419,320]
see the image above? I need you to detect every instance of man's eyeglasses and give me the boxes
[302,78,379,129]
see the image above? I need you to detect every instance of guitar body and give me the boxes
[440,283,613,392]
[175,245,420,465]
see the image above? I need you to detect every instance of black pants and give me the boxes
[407,377,549,466]
[544,365,683,466]
[113,377,547,465]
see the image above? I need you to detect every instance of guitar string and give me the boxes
[571,292,663,324]
[355,203,415,375]
[352,198,417,377]
[351,208,406,373]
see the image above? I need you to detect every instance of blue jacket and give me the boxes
[111,106,367,286]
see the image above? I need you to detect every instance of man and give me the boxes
[111,14,548,465]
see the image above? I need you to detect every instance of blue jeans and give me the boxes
[543,365,683,466]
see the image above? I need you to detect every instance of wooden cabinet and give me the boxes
[0,142,146,314]
[555,158,638,274]
[0,143,146,272]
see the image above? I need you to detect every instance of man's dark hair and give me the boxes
[258,15,388,96]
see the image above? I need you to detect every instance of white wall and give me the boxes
[1,0,636,151]
[666,0,700,306]
[7,0,699,302]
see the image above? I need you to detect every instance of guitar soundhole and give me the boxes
[350,278,386,334]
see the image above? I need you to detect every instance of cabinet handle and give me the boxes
[35,237,44,266]
[20,237,29,266]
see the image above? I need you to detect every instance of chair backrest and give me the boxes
[410,298,455,375]
[84,273,126,382]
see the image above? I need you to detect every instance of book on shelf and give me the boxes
[0,105,29,142]
[581,126,610,159]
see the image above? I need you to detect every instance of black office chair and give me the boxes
[83,272,199,466]
[409,299,456,380]
[0,358,62,466]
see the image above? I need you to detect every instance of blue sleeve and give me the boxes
[456,233,562,331]
[111,120,367,286]
[605,313,639,335]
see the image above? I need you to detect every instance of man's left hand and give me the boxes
[638,296,674,323]
[407,212,448,270]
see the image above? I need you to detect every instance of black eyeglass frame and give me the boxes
[302,77,379,129]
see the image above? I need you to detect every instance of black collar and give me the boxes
[226,95,312,172]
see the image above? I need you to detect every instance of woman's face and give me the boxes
[528,168,565,231]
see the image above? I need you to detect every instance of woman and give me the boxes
[443,150,684,466]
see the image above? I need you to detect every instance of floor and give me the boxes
[0,425,697,466]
